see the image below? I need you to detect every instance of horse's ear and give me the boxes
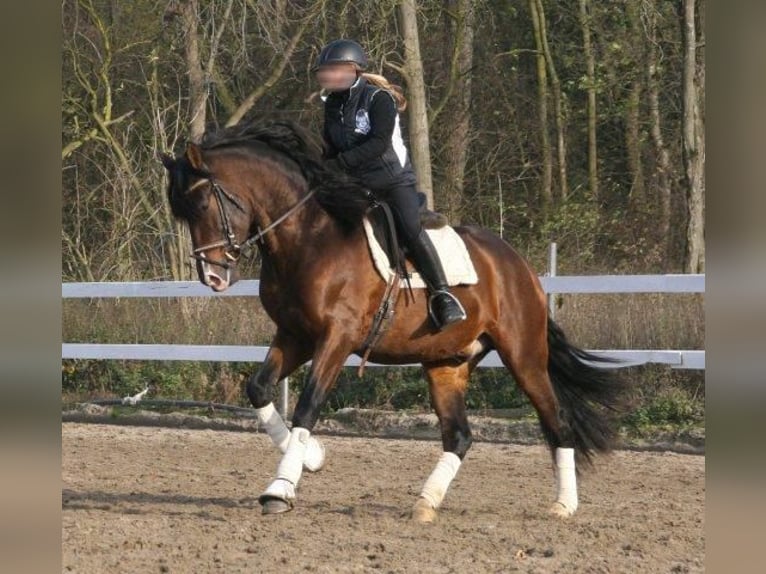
[185,142,206,172]
[159,152,175,171]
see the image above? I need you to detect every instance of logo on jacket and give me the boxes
[354,109,371,134]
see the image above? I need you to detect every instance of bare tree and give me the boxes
[63,0,178,280]
[535,0,568,201]
[226,1,323,127]
[644,1,672,257]
[579,0,599,201]
[398,0,434,208]
[682,0,705,272]
[436,0,475,220]
[529,0,552,207]
[165,0,234,142]
[624,0,645,208]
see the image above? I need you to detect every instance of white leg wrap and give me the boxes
[276,427,310,485]
[255,404,326,472]
[303,435,326,472]
[255,402,290,452]
[261,427,311,504]
[419,452,462,509]
[260,478,296,502]
[554,447,578,513]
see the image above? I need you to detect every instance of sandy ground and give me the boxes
[62,423,704,573]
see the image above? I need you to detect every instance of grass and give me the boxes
[62,290,704,433]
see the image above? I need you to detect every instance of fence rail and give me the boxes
[61,274,705,299]
[61,274,704,370]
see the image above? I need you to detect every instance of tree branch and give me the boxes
[225,1,320,127]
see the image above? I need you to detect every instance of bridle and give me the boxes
[188,175,316,271]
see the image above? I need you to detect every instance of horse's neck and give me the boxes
[209,150,352,282]
[248,177,336,280]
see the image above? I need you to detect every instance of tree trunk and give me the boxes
[178,0,206,143]
[399,0,434,208]
[529,0,552,208]
[148,43,187,281]
[174,0,233,141]
[440,0,475,220]
[645,3,672,257]
[625,79,645,206]
[579,0,598,201]
[535,0,568,201]
[682,0,705,272]
[624,0,645,208]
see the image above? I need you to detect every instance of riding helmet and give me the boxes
[313,39,368,71]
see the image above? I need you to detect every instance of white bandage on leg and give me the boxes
[554,447,578,513]
[276,427,310,485]
[303,436,326,472]
[261,427,311,504]
[255,402,290,452]
[419,452,462,509]
[260,477,296,503]
[255,404,326,472]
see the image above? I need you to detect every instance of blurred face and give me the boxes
[315,63,357,92]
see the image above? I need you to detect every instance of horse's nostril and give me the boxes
[206,273,228,291]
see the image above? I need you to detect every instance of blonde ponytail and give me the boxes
[361,72,407,112]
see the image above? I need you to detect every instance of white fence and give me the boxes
[62,275,705,370]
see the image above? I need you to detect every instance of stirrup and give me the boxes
[428,290,467,328]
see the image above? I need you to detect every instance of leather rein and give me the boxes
[188,175,316,270]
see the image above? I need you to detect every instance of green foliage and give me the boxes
[539,194,602,266]
[327,368,431,411]
[621,367,705,434]
[62,359,250,406]
[465,369,526,410]
[625,387,704,429]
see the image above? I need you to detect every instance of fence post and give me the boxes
[547,241,557,319]
[278,378,289,420]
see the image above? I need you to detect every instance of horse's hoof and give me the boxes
[411,498,437,523]
[549,501,575,518]
[303,437,325,473]
[259,496,293,515]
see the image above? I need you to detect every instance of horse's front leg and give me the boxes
[258,331,352,515]
[246,332,324,472]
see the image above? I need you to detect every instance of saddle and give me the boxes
[367,192,448,275]
[357,193,477,375]
[365,194,479,289]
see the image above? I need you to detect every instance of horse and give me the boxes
[160,120,626,522]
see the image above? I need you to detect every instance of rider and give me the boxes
[313,38,466,329]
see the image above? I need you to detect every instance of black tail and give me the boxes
[546,317,628,466]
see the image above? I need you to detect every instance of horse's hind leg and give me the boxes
[413,360,475,523]
[489,321,579,518]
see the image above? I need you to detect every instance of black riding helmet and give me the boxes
[313,39,368,71]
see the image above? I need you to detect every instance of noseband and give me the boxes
[188,176,316,270]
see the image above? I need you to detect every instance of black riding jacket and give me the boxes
[321,76,417,191]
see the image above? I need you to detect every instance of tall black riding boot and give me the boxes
[407,230,467,329]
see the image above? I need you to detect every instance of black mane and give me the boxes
[200,120,373,232]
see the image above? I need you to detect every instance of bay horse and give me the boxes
[160,120,625,522]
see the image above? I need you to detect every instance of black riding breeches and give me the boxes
[373,184,422,247]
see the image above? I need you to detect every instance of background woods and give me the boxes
[62,0,705,281]
[62,1,704,419]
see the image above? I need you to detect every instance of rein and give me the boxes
[190,176,316,270]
